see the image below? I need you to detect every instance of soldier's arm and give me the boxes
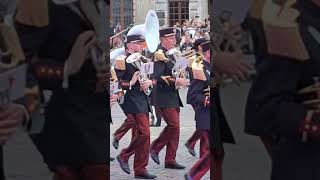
[187,79,209,107]
[245,57,312,139]
[151,61,175,89]
[15,22,65,90]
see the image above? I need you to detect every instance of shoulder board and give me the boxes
[115,55,126,70]
[191,60,207,81]
[154,49,169,62]
[16,0,49,27]
[249,0,266,19]
[0,24,25,68]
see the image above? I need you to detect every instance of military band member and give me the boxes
[0,1,41,178]
[15,0,108,179]
[115,25,157,179]
[184,41,211,180]
[185,37,209,157]
[245,0,320,179]
[149,27,188,169]
[210,10,254,179]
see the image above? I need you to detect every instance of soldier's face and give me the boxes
[127,41,145,53]
[161,35,176,49]
[204,50,210,63]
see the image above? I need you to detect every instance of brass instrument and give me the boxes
[110,24,133,40]
[126,53,153,96]
[165,47,193,89]
[110,47,125,102]
[0,1,26,106]
[125,10,159,95]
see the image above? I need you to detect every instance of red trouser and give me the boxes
[151,107,180,164]
[211,148,225,180]
[186,129,202,150]
[119,113,150,175]
[113,116,137,141]
[189,131,210,180]
[53,164,108,180]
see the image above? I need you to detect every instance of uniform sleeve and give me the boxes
[245,57,308,139]
[15,22,65,90]
[151,61,176,88]
[187,79,209,107]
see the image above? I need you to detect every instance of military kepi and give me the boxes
[159,27,175,37]
[193,38,207,51]
[126,24,145,43]
[200,41,210,52]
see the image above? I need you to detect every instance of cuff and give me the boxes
[300,111,320,142]
[34,63,64,80]
[151,79,157,88]
[120,81,131,90]
[203,96,210,107]
[167,76,176,85]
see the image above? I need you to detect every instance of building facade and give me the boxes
[111,0,209,29]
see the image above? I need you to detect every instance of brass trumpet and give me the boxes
[166,47,195,89]
[126,53,153,96]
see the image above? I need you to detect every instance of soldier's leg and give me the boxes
[133,113,150,176]
[155,107,162,126]
[150,107,170,154]
[118,114,140,162]
[199,130,210,158]
[52,166,81,180]
[270,139,320,180]
[81,164,108,180]
[188,154,210,180]
[113,116,135,141]
[212,148,225,180]
[187,131,210,180]
[186,129,202,150]
[163,108,180,164]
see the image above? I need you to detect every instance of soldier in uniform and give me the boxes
[185,37,209,157]
[115,25,157,179]
[184,41,211,180]
[0,1,41,179]
[210,9,254,179]
[149,27,188,169]
[245,0,320,179]
[15,0,108,179]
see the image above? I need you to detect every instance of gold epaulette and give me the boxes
[110,67,118,83]
[0,23,25,69]
[16,0,49,27]
[24,85,40,114]
[154,49,169,62]
[249,0,266,19]
[191,59,207,81]
[263,0,309,60]
[115,55,126,70]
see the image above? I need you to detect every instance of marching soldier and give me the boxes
[185,37,209,157]
[15,0,108,179]
[115,24,157,179]
[0,1,41,179]
[184,41,211,180]
[211,10,254,179]
[111,48,137,151]
[245,0,320,179]
[149,27,188,169]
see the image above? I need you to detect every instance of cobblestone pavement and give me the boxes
[1,83,269,180]
[220,83,270,180]
[4,130,52,180]
[110,89,210,180]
